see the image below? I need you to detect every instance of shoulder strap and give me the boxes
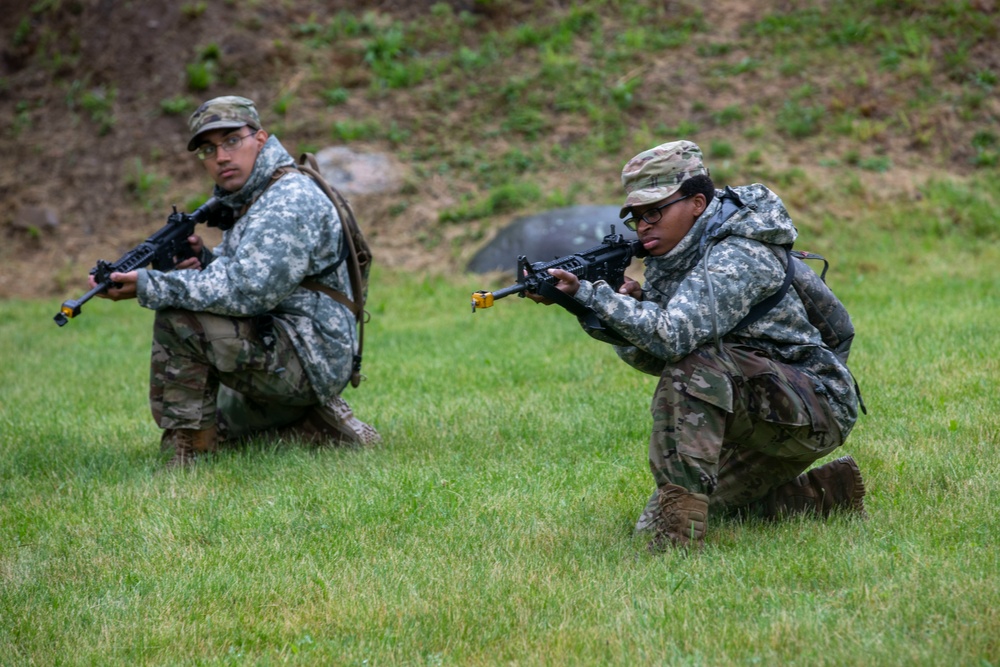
[243,157,368,387]
[233,166,297,221]
[699,186,744,252]
[701,187,765,351]
[239,155,368,387]
[295,153,367,388]
[294,154,365,318]
[731,245,795,332]
[700,187,798,336]
[242,159,363,320]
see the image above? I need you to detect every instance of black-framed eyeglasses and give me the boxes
[623,194,693,231]
[194,128,258,161]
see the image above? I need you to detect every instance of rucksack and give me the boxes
[732,247,855,364]
[702,187,864,411]
[294,153,373,389]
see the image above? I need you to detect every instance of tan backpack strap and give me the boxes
[297,153,368,388]
[295,155,366,315]
[301,278,367,389]
[300,279,359,317]
[237,159,368,388]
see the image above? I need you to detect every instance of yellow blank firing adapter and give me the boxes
[471,291,494,312]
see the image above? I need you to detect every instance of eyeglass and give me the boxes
[623,194,693,231]
[194,129,258,161]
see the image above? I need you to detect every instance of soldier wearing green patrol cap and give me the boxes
[85,94,380,468]
[526,139,866,551]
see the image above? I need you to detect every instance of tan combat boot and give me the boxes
[280,396,381,447]
[634,488,661,535]
[649,483,709,551]
[161,426,219,468]
[762,455,866,518]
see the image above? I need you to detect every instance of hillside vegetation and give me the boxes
[1,0,998,298]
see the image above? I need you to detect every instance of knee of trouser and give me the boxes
[153,308,206,343]
[653,352,735,418]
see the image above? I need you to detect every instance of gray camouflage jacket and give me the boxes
[136,135,356,401]
[572,183,858,436]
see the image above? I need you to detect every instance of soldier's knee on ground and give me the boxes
[274,395,381,447]
[757,455,866,519]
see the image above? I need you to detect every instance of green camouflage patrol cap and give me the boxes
[619,140,710,218]
[187,95,261,151]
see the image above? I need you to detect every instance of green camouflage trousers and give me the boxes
[649,343,844,513]
[150,309,318,437]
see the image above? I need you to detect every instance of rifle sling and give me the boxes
[536,281,631,346]
[536,280,591,318]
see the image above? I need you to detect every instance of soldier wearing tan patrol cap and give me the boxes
[88,95,380,467]
[528,140,865,550]
[186,95,261,151]
[618,140,710,218]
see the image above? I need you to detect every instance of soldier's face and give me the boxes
[632,194,703,256]
[196,126,267,192]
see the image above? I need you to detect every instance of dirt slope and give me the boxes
[1,0,996,299]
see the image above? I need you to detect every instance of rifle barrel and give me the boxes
[471,282,528,312]
[53,281,109,326]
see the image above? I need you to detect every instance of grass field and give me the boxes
[2,211,998,665]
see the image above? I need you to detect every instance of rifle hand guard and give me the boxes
[470,225,645,314]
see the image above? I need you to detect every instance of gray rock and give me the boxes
[11,205,60,232]
[466,205,634,274]
[315,146,402,195]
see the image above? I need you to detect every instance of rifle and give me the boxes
[53,198,230,326]
[470,225,646,338]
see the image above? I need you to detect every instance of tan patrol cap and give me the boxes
[187,95,261,151]
[620,140,710,218]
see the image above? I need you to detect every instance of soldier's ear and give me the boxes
[691,193,708,216]
[254,128,269,152]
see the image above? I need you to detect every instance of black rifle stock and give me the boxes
[471,225,646,337]
[53,198,226,326]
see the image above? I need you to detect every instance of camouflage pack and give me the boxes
[703,188,857,366]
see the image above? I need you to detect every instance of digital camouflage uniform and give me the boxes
[572,142,861,541]
[137,97,366,451]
